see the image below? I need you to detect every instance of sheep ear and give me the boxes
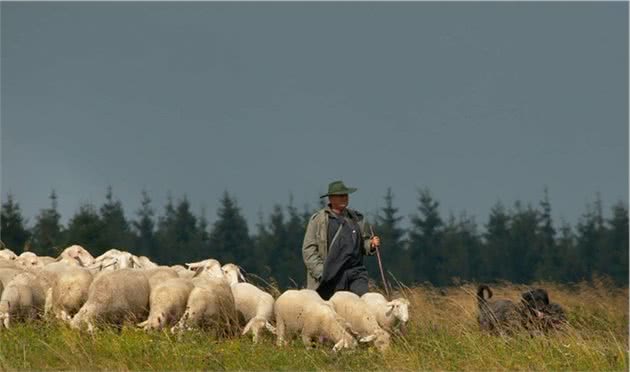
[137,320,148,328]
[385,302,395,316]
[131,256,143,268]
[238,271,246,283]
[359,334,377,343]
[192,266,204,278]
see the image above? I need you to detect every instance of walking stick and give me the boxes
[370,225,391,298]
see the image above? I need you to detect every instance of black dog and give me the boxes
[477,285,521,333]
[477,285,566,334]
[520,288,566,331]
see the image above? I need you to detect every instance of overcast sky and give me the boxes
[1,2,628,231]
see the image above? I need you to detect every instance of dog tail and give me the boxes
[477,284,492,308]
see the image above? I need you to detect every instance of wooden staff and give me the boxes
[370,225,390,298]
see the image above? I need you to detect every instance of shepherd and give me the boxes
[302,180,381,300]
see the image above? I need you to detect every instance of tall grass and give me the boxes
[0,280,627,371]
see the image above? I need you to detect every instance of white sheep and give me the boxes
[172,275,237,334]
[274,289,358,352]
[185,259,223,277]
[16,252,43,268]
[70,269,150,332]
[138,277,194,331]
[43,264,94,322]
[172,265,195,279]
[58,245,95,267]
[361,292,410,332]
[0,249,17,261]
[222,263,276,343]
[0,272,46,328]
[142,267,180,289]
[329,291,391,352]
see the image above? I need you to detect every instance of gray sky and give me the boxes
[1,2,628,231]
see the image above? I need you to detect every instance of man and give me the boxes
[302,180,381,300]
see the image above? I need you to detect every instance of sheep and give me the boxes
[135,256,158,269]
[361,292,410,332]
[137,277,194,331]
[172,265,195,279]
[43,264,93,322]
[58,245,95,267]
[0,267,26,292]
[38,256,57,265]
[329,291,391,352]
[0,249,18,261]
[0,272,47,328]
[274,289,358,352]
[91,251,140,271]
[222,263,276,343]
[70,269,150,332]
[172,275,237,335]
[185,259,223,277]
[16,252,43,268]
[142,267,180,289]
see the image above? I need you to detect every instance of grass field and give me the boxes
[0,279,627,371]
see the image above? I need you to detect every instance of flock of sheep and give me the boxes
[0,245,410,352]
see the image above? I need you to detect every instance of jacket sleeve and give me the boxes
[302,217,324,280]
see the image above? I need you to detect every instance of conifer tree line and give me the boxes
[1,186,627,288]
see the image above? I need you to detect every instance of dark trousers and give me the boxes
[317,267,368,300]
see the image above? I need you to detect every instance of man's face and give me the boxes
[329,194,349,211]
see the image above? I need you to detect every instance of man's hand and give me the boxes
[370,236,381,249]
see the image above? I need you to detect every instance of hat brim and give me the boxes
[320,187,357,198]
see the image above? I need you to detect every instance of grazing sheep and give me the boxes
[361,292,410,331]
[138,278,194,331]
[0,267,26,292]
[274,289,358,352]
[44,264,93,321]
[142,267,180,289]
[0,249,18,261]
[71,269,150,332]
[329,291,391,352]
[16,252,43,268]
[135,256,158,269]
[173,265,196,279]
[0,272,46,328]
[185,259,223,277]
[222,263,276,343]
[58,245,95,267]
[172,275,237,335]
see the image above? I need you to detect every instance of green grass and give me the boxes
[0,281,627,371]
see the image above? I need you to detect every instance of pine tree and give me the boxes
[408,188,444,284]
[482,201,511,282]
[535,188,559,281]
[155,193,177,264]
[132,189,156,259]
[208,192,253,270]
[0,193,30,252]
[31,190,64,256]
[600,201,628,284]
[156,195,201,265]
[65,203,102,252]
[374,188,409,285]
[576,195,606,281]
[508,201,540,283]
[99,186,133,254]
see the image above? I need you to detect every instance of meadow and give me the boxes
[0,279,627,371]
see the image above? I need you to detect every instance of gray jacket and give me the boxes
[302,206,375,290]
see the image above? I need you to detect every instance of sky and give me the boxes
[1,2,628,231]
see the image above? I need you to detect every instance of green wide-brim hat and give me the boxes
[320,180,358,198]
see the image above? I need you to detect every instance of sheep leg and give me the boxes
[275,317,287,347]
